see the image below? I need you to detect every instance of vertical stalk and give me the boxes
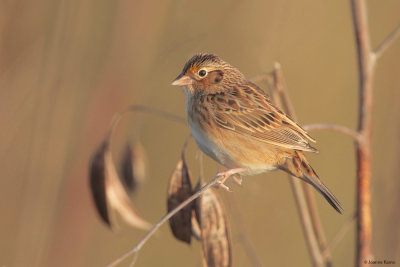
[350,0,375,265]
[267,64,328,267]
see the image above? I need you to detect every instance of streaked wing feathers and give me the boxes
[207,83,317,152]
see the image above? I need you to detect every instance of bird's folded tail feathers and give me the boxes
[280,151,344,214]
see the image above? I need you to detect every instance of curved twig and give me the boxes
[303,123,361,142]
[105,104,186,142]
[106,175,223,267]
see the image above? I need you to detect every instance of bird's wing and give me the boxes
[205,82,318,152]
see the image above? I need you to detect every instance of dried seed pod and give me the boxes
[89,140,151,230]
[121,141,147,192]
[196,188,232,267]
[89,141,111,226]
[167,155,193,244]
[191,209,201,241]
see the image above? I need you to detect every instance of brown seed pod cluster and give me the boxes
[167,155,232,267]
[89,140,151,230]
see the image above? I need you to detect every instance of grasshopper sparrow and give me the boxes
[172,53,343,214]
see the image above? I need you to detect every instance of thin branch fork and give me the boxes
[374,23,400,59]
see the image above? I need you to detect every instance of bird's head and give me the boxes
[172,53,245,95]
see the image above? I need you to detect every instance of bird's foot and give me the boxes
[231,173,243,186]
[214,168,246,192]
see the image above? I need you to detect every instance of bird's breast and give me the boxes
[186,97,234,167]
[185,95,282,173]
[188,113,230,166]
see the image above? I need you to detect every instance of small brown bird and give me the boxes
[172,53,343,214]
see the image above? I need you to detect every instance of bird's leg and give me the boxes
[214,168,246,192]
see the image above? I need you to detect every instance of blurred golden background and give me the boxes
[1,0,399,266]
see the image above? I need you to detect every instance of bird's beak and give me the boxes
[171,73,193,86]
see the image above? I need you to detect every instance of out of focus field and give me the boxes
[0,1,399,266]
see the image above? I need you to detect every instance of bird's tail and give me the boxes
[280,151,344,214]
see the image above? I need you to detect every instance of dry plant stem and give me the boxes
[229,195,264,267]
[350,0,375,265]
[303,124,360,142]
[322,214,357,259]
[197,149,205,184]
[374,23,400,59]
[302,184,332,264]
[106,176,222,267]
[128,251,139,267]
[301,121,361,259]
[290,181,324,267]
[268,64,329,267]
[302,121,360,262]
[251,73,269,83]
[105,104,186,142]
[181,134,193,158]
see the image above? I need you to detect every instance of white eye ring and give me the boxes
[198,69,207,77]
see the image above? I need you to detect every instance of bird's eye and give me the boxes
[198,69,207,77]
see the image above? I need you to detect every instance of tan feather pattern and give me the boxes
[199,83,318,152]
